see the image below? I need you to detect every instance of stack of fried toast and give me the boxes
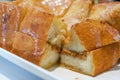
[0,0,120,76]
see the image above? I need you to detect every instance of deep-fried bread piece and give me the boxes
[64,19,120,53]
[61,43,119,76]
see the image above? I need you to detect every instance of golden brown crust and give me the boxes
[73,19,120,51]
[11,49,40,65]
[12,44,59,66]
[12,32,35,51]
[91,42,119,75]
[11,32,44,65]
[12,33,59,66]
[19,7,54,40]
[19,7,54,56]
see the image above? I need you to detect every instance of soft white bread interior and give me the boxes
[39,43,59,68]
[61,50,93,75]
[48,17,67,48]
[64,28,86,53]
[61,43,119,76]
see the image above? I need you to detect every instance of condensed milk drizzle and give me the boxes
[15,6,20,32]
[28,31,39,55]
[22,28,42,56]
[1,4,7,48]
[106,25,120,41]
[7,5,20,32]
[112,46,118,66]
[90,23,102,47]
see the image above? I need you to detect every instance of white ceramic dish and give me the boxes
[0,48,120,80]
[0,48,62,80]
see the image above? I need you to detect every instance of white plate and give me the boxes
[0,48,120,80]
[0,48,62,80]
